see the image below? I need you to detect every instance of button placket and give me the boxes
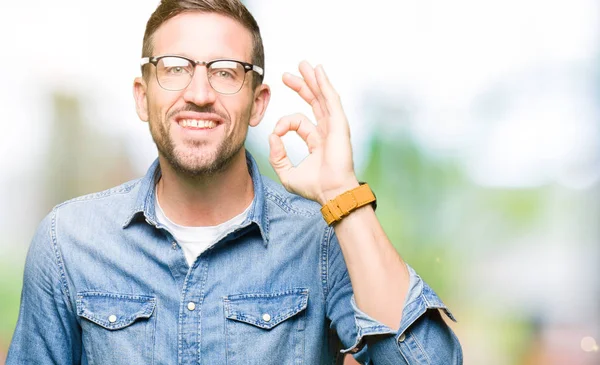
[179,259,208,364]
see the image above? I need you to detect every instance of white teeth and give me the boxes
[179,119,217,129]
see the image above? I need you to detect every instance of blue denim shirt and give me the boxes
[8,152,462,364]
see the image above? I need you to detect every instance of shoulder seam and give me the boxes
[50,208,74,313]
[54,179,142,209]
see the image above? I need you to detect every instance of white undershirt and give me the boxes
[155,190,251,266]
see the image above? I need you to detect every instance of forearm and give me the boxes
[336,264,462,364]
[323,193,462,363]
[330,201,409,331]
[336,255,462,365]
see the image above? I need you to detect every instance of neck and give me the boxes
[156,149,254,226]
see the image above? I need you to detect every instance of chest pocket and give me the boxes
[76,292,157,365]
[224,288,309,365]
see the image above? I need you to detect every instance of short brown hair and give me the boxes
[142,0,264,87]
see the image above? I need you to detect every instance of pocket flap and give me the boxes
[224,288,308,330]
[76,292,156,330]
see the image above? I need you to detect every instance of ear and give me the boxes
[133,77,149,122]
[248,83,271,127]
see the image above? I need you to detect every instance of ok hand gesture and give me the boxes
[269,61,359,205]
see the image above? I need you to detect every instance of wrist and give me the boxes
[319,182,377,225]
[318,178,360,205]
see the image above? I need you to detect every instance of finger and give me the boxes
[315,64,342,114]
[282,72,324,121]
[314,64,349,133]
[268,133,293,187]
[298,61,329,117]
[273,113,322,152]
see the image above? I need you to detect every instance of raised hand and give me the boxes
[268,61,359,205]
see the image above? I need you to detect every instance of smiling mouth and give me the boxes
[178,119,218,129]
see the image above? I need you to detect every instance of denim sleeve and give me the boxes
[7,210,81,364]
[324,229,462,364]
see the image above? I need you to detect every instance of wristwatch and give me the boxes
[320,182,377,225]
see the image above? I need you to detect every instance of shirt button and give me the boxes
[187,302,196,311]
[398,333,406,343]
[262,313,271,322]
[108,315,117,323]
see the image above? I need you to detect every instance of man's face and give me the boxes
[134,12,269,177]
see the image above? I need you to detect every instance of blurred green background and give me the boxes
[1,1,599,364]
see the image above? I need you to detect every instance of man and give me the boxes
[7,0,462,364]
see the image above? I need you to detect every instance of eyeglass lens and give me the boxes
[156,57,246,94]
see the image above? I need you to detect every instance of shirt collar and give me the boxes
[122,150,270,245]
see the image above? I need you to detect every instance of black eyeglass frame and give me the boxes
[140,54,264,94]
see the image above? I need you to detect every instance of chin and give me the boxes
[170,151,232,177]
[174,157,220,176]
[160,138,244,177]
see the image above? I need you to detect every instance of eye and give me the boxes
[159,57,192,76]
[167,66,185,74]
[214,69,234,78]
[209,60,243,81]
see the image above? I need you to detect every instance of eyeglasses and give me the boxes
[140,55,264,94]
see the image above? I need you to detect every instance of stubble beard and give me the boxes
[149,114,247,178]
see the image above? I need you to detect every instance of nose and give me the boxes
[182,66,217,106]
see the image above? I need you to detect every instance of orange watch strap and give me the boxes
[320,183,376,225]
